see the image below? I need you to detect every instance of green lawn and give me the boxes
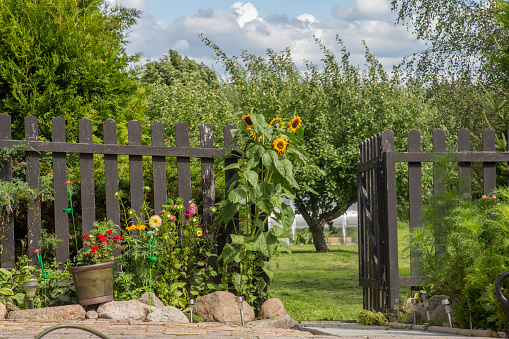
[270,244,362,322]
[269,225,411,322]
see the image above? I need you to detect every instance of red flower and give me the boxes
[97,234,107,242]
[106,229,113,234]
[90,245,99,252]
[82,234,90,239]
[34,249,41,253]
[65,181,73,184]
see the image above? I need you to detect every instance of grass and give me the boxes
[269,222,412,322]
[270,244,362,322]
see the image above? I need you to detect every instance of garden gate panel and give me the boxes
[357,128,504,313]
[0,114,236,269]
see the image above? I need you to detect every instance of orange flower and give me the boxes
[288,116,302,132]
[273,137,288,154]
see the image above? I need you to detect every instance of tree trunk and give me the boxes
[309,219,329,252]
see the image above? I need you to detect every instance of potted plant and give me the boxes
[68,220,122,306]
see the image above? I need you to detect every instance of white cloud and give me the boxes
[119,0,424,72]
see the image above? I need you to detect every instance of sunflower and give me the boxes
[269,117,284,128]
[273,137,289,154]
[289,116,302,132]
[149,215,162,229]
[241,114,254,129]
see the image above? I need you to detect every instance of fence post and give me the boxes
[151,122,167,215]
[104,119,120,226]
[0,113,14,269]
[80,118,95,236]
[25,115,41,264]
[408,129,422,281]
[176,122,192,210]
[128,120,144,220]
[52,116,69,265]
[200,124,215,232]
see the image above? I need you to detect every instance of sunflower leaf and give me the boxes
[243,170,259,188]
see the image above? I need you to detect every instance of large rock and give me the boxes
[0,302,6,319]
[97,300,150,320]
[8,304,86,320]
[259,298,288,319]
[249,315,296,328]
[147,306,189,323]
[138,292,165,308]
[417,295,451,323]
[195,291,255,323]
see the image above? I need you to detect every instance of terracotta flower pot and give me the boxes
[69,261,114,306]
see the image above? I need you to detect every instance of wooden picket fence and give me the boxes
[0,113,236,269]
[357,128,502,312]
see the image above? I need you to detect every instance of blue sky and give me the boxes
[111,0,426,71]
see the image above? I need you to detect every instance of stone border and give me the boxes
[387,321,508,338]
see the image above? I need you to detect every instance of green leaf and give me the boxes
[270,225,284,237]
[260,261,276,280]
[232,272,248,294]
[278,240,292,254]
[218,243,237,265]
[274,158,293,178]
[220,200,240,223]
[228,187,245,203]
[223,163,240,171]
[230,234,246,245]
[0,288,13,296]
[243,170,259,188]
[251,183,275,215]
[0,268,11,280]
[270,195,283,211]
[303,184,319,195]
[280,203,295,229]
[253,233,269,257]
[262,150,278,171]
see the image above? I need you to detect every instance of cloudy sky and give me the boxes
[110,0,427,72]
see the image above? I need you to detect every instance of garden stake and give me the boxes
[63,181,78,252]
[411,298,418,324]
[235,296,244,326]
[394,298,400,322]
[34,249,49,306]
[147,231,157,312]
[421,293,430,321]
[188,298,195,323]
[442,298,453,328]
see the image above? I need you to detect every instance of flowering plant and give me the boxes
[71,220,122,267]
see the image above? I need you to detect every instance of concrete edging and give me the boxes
[387,321,508,338]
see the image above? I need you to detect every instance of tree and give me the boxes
[203,36,432,251]
[391,0,504,83]
[0,0,144,141]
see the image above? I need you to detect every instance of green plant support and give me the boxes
[63,181,78,252]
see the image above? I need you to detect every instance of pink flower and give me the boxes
[492,195,497,199]
[184,213,192,218]
[170,215,176,221]
[482,195,487,198]
[189,203,196,216]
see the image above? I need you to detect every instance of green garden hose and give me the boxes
[35,324,110,339]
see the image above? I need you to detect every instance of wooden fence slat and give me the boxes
[458,128,472,195]
[151,122,167,215]
[200,124,215,232]
[104,119,120,226]
[432,129,446,194]
[408,129,422,280]
[128,121,144,219]
[176,122,192,210]
[52,117,69,265]
[25,115,41,264]
[0,113,14,269]
[79,118,95,235]
[223,125,237,241]
[483,128,496,195]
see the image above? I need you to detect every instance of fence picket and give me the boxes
[104,119,120,226]
[483,128,496,195]
[80,118,95,235]
[52,117,69,265]
[176,122,191,210]
[0,114,14,269]
[458,128,472,195]
[200,124,215,232]
[25,116,41,264]
[408,130,422,280]
[128,121,144,219]
[151,122,167,214]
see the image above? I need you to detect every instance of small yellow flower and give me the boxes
[126,225,136,231]
[288,116,302,132]
[241,114,254,129]
[136,224,146,231]
[273,137,289,154]
[149,215,162,229]
[196,229,203,237]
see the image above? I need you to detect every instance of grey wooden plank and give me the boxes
[458,128,471,196]
[104,119,120,226]
[0,113,14,269]
[201,124,215,233]
[408,129,422,280]
[433,129,446,195]
[224,124,238,243]
[79,118,95,236]
[151,122,167,215]
[25,115,42,265]
[128,120,144,220]
[382,129,398,312]
[483,128,496,195]
[52,117,69,265]
[0,140,225,158]
[176,122,192,210]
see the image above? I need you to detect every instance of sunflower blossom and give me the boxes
[273,137,289,154]
[241,114,254,129]
[269,117,284,128]
[149,215,162,229]
[289,116,302,132]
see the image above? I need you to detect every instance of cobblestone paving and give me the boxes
[0,319,335,338]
